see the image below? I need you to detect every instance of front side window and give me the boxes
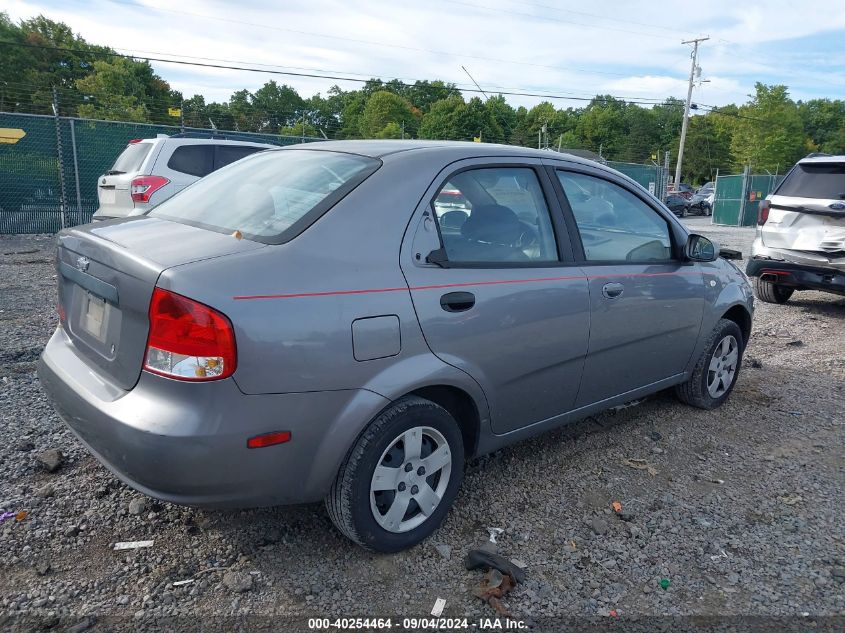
[558,171,672,262]
[150,149,380,243]
[431,167,558,264]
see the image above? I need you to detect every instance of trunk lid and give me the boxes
[762,194,845,252]
[57,217,264,389]
[95,140,156,219]
[761,160,845,253]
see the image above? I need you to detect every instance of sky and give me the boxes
[5,0,845,109]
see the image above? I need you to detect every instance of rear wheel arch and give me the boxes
[410,385,480,458]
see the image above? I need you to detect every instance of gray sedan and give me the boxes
[39,141,754,551]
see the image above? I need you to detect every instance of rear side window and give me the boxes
[149,150,381,244]
[167,145,214,177]
[110,142,152,173]
[776,163,845,199]
[431,167,558,264]
[216,145,265,169]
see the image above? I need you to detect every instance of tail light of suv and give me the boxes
[757,199,771,225]
[131,175,170,203]
[144,288,236,381]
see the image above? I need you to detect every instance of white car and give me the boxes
[93,135,278,220]
[748,154,845,302]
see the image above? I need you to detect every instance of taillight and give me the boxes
[128,138,143,144]
[144,288,236,381]
[130,176,170,203]
[758,199,771,225]
[57,302,66,325]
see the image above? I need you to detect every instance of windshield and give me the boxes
[149,149,381,243]
[776,163,845,200]
[110,142,153,174]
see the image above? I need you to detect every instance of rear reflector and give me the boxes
[757,199,770,225]
[128,138,143,144]
[144,288,236,381]
[247,431,292,449]
[131,175,169,203]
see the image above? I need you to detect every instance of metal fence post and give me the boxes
[52,87,68,229]
[70,118,82,222]
[739,165,749,227]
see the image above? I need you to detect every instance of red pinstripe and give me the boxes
[232,270,702,301]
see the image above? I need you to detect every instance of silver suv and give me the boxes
[748,155,845,302]
[92,135,277,220]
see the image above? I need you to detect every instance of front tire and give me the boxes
[326,396,464,552]
[755,277,794,304]
[675,318,744,410]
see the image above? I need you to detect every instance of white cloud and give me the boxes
[4,0,844,108]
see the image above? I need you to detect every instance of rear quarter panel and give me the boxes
[156,149,489,409]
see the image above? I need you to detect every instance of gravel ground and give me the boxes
[1,223,843,631]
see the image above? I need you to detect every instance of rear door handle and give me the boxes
[440,291,475,312]
[602,282,624,299]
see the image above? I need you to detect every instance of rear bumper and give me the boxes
[747,256,845,297]
[38,328,388,508]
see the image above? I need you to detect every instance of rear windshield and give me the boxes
[776,163,845,200]
[110,142,153,173]
[149,149,380,243]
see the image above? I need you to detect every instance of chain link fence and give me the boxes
[0,112,322,234]
[605,160,669,200]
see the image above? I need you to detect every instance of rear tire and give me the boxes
[326,396,464,552]
[675,318,744,410]
[755,277,794,304]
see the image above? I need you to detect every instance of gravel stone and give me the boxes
[1,224,843,621]
[36,449,64,472]
[435,544,452,560]
[222,571,254,593]
[128,498,147,516]
[591,518,608,535]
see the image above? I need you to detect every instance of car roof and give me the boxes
[798,154,845,164]
[277,139,601,166]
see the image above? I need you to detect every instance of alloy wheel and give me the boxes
[370,426,452,533]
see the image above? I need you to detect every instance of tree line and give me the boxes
[2,13,844,184]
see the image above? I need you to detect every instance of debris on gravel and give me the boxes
[35,448,64,472]
[222,571,254,593]
[1,226,843,624]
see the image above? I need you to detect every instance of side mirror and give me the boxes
[684,233,718,262]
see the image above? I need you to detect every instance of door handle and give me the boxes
[602,282,624,299]
[440,291,475,312]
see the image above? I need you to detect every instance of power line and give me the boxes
[0,41,686,106]
[95,0,639,79]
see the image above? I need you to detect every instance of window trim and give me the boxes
[426,162,574,269]
[548,164,685,266]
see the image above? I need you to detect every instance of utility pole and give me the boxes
[674,36,709,190]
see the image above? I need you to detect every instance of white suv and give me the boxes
[93,135,278,220]
[748,154,845,302]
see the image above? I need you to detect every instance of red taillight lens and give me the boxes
[57,302,66,324]
[144,288,236,381]
[128,138,143,144]
[758,199,770,225]
[131,176,170,203]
